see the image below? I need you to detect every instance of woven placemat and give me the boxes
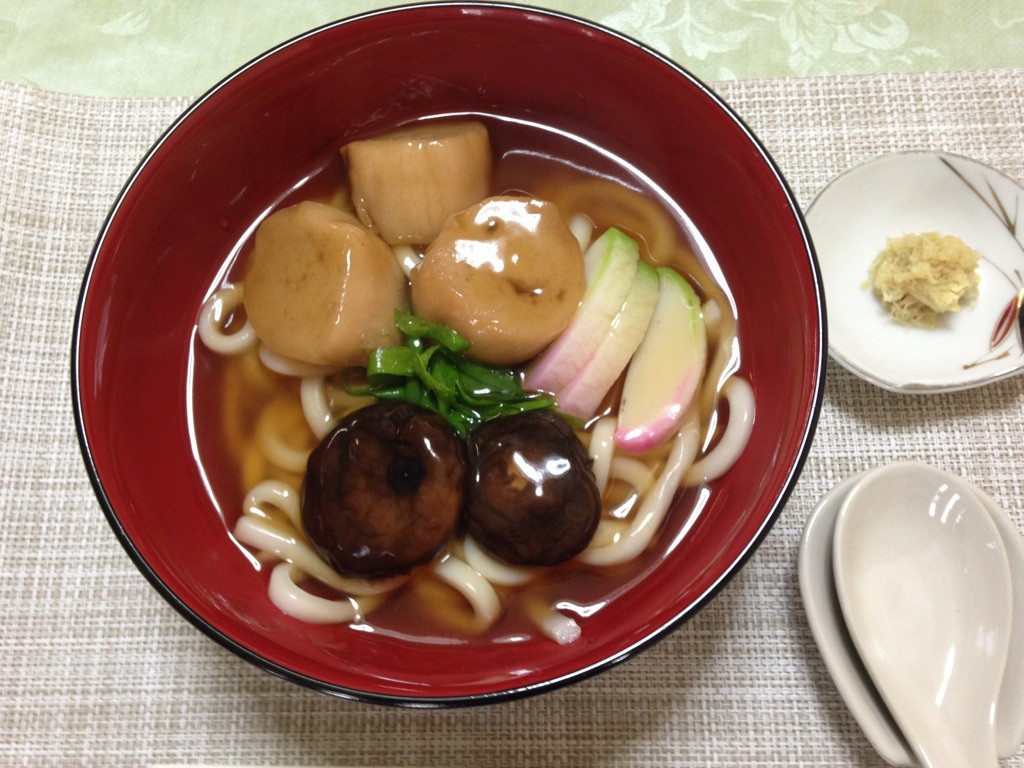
[1,69,1022,767]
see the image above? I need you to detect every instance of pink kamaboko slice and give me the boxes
[614,267,706,453]
[555,261,659,419]
[524,228,640,394]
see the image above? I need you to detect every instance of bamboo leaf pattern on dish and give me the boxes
[989,287,1024,350]
[941,156,1024,369]
[941,157,1022,246]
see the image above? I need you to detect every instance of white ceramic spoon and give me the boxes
[800,473,915,766]
[972,481,1024,756]
[800,465,1024,765]
[833,462,1013,768]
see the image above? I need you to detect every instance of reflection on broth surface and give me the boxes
[192,113,753,645]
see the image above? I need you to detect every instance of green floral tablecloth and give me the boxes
[1,1,1022,97]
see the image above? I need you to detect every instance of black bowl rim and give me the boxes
[70,0,827,709]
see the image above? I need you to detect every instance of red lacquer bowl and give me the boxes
[72,3,825,706]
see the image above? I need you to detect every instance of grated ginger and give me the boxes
[864,231,981,328]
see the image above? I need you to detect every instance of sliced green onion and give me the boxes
[347,310,553,435]
[395,310,471,352]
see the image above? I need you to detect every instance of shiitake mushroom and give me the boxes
[301,401,466,579]
[466,410,601,567]
[302,403,600,578]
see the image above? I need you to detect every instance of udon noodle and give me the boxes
[195,121,754,645]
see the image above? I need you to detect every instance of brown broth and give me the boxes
[195,112,737,646]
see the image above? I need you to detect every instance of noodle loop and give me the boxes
[197,285,257,355]
[463,535,536,587]
[433,555,502,628]
[300,377,337,440]
[268,563,359,624]
[579,414,700,566]
[245,480,301,528]
[255,398,313,473]
[686,377,755,485]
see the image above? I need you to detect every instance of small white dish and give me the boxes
[800,464,1024,765]
[807,150,1024,392]
[833,462,1012,767]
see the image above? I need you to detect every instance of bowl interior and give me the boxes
[74,3,823,704]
